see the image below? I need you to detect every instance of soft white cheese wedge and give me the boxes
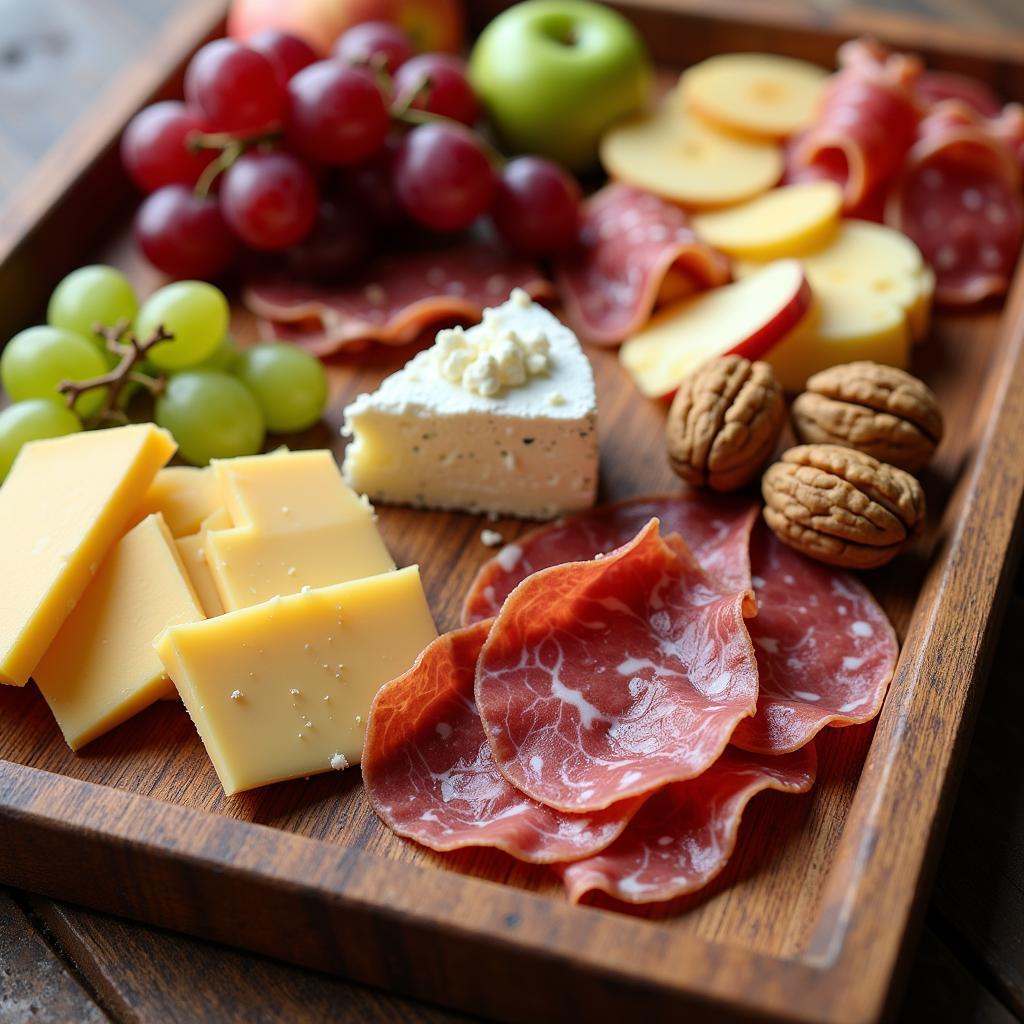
[341,291,599,520]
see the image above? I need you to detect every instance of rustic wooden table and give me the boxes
[0,1,1022,1021]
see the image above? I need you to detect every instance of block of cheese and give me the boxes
[342,290,598,519]
[205,449,395,611]
[132,466,224,538]
[175,508,230,618]
[156,566,438,795]
[33,514,205,749]
[0,423,175,686]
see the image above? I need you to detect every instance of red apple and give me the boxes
[619,260,814,400]
[228,0,463,56]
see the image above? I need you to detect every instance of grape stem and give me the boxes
[58,322,172,426]
[188,129,282,198]
[391,99,507,169]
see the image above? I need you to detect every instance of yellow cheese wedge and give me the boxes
[680,53,828,139]
[205,449,395,611]
[0,423,175,686]
[175,508,231,619]
[33,514,205,750]
[156,566,438,795]
[132,466,224,538]
[600,101,783,208]
[692,182,843,260]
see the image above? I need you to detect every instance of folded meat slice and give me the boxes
[362,620,645,863]
[559,743,816,905]
[476,519,759,813]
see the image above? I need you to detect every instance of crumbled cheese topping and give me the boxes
[330,752,349,771]
[434,289,552,397]
[480,528,504,547]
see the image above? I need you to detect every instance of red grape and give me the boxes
[287,61,391,166]
[337,136,405,229]
[220,150,319,250]
[184,39,285,134]
[248,29,319,87]
[392,122,497,232]
[393,54,480,126]
[285,197,373,283]
[491,157,582,257]
[134,185,239,279]
[333,21,414,74]
[121,101,213,193]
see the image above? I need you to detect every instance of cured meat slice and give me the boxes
[476,520,759,812]
[730,521,898,754]
[559,743,816,905]
[462,493,758,625]
[362,620,644,863]
[788,39,921,211]
[555,184,731,347]
[244,243,555,356]
[914,71,1002,119]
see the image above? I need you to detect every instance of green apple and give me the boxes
[469,0,652,172]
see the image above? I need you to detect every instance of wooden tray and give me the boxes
[3,2,1024,1021]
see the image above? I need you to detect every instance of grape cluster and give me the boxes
[0,266,328,478]
[122,22,583,282]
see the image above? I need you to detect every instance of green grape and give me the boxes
[171,334,240,375]
[136,281,229,371]
[0,399,82,481]
[235,342,328,434]
[155,371,264,466]
[0,326,108,417]
[47,265,138,349]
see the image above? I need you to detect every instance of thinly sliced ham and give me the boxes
[559,743,816,905]
[462,493,759,625]
[363,620,644,863]
[244,243,555,356]
[554,184,730,347]
[731,521,898,754]
[476,520,759,813]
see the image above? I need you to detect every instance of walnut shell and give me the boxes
[762,443,926,569]
[791,361,943,472]
[666,355,786,492]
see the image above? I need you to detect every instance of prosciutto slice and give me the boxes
[462,493,759,625]
[363,620,644,863]
[476,520,759,813]
[559,743,816,905]
[554,184,730,347]
[244,243,555,355]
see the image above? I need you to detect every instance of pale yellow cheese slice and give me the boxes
[175,508,231,620]
[0,423,176,686]
[33,513,205,750]
[156,566,438,795]
[132,466,224,538]
[205,449,395,611]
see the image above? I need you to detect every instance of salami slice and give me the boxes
[555,184,731,347]
[476,520,759,813]
[730,521,898,754]
[558,743,816,905]
[914,71,1002,119]
[363,620,644,863]
[243,243,555,355]
[462,493,759,625]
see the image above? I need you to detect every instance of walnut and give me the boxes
[666,355,785,492]
[762,444,926,569]
[791,361,942,472]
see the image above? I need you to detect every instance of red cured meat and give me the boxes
[559,743,816,905]
[243,243,555,355]
[731,521,898,754]
[554,184,731,347]
[476,520,759,813]
[363,620,644,863]
[915,71,1002,119]
[462,493,759,626]
[789,39,921,211]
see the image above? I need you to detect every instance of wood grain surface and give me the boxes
[2,0,1024,1021]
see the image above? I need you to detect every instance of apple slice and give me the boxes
[619,260,813,399]
[600,102,783,208]
[680,53,828,139]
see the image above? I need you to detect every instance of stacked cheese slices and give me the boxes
[0,424,437,796]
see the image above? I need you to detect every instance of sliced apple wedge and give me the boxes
[619,259,813,399]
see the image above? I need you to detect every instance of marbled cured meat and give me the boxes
[475,520,759,812]
[363,620,644,863]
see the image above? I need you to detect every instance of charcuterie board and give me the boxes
[2,1,1024,1022]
